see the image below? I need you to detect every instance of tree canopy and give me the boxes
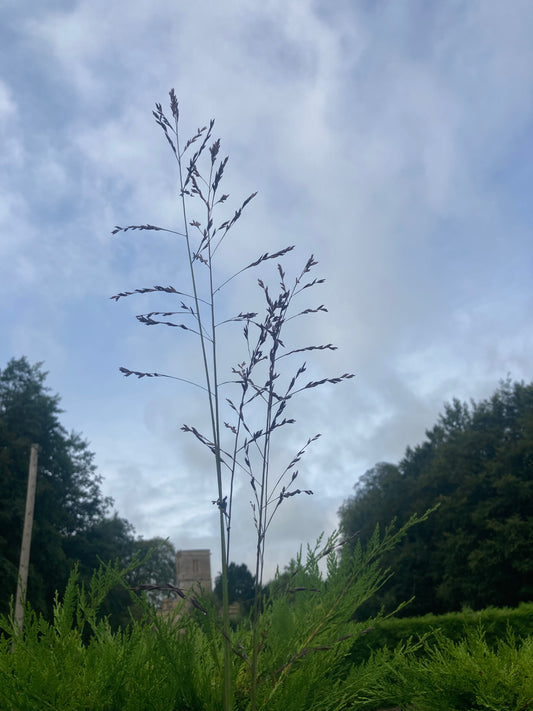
[338,379,533,617]
[0,357,175,623]
[214,562,255,612]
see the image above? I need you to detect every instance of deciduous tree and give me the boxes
[0,357,175,622]
[339,379,533,616]
[214,562,255,612]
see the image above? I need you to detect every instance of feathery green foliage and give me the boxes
[2,527,531,711]
[363,628,533,711]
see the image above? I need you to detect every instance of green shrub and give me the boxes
[0,565,218,711]
[348,602,533,666]
[2,558,531,710]
[378,628,533,711]
[1,519,432,711]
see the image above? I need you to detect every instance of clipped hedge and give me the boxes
[349,602,533,666]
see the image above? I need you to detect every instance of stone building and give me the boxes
[160,549,212,617]
[176,549,212,592]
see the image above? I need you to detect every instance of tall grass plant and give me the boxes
[110,92,353,709]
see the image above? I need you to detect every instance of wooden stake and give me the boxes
[14,443,39,632]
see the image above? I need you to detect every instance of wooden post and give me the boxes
[14,443,39,632]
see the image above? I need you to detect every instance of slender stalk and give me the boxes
[113,95,354,710]
[250,291,287,710]
[173,106,232,711]
[207,167,233,710]
[250,383,274,711]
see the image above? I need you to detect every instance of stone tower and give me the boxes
[176,549,212,592]
[160,549,212,618]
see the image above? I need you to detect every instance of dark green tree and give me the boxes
[214,562,255,612]
[0,357,175,623]
[0,357,113,616]
[127,536,177,606]
[339,379,533,616]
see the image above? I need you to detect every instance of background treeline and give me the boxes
[339,378,533,617]
[0,357,175,625]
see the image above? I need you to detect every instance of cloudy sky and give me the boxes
[1,1,532,583]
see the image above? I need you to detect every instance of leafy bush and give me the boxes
[2,560,531,710]
[0,517,435,711]
[364,628,533,711]
[348,602,533,666]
